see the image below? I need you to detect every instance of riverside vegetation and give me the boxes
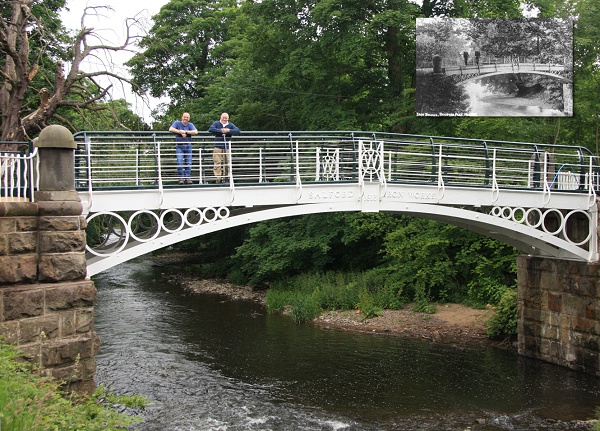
[167,213,521,340]
[0,340,148,431]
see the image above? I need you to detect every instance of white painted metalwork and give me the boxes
[358,140,384,183]
[317,147,340,181]
[67,131,600,275]
[0,144,38,202]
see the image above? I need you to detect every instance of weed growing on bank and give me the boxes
[485,288,518,339]
[265,270,518,340]
[266,271,403,323]
[0,340,148,431]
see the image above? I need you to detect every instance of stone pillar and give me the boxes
[517,255,600,376]
[432,55,443,74]
[0,125,98,393]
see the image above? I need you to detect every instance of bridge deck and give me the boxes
[2,131,599,273]
[417,60,572,84]
[72,131,595,212]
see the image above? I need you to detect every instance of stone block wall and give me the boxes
[517,255,600,376]
[0,199,98,393]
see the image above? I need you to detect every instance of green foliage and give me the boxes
[485,288,518,339]
[357,288,383,320]
[288,293,321,324]
[383,217,517,306]
[127,0,239,101]
[265,290,293,314]
[266,270,406,323]
[412,299,437,314]
[58,99,150,132]
[0,340,147,431]
[457,236,518,306]
[231,214,381,286]
[359,267,405,310]
[313,276,361,311]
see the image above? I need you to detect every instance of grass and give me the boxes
[266,270,403,323]
[0,339,148,431]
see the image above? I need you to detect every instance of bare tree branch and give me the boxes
[1,1,151,141]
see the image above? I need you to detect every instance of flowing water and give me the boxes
[93,259,600,430]
[464,82,566,116]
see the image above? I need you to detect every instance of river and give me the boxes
[464,82,566,116]
[92,259,600,430]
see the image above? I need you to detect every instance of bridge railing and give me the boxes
[72,131,598,196]
[418,55,570,69]
[0,142,38,202]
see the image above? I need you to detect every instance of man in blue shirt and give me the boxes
[208,113,241,183]
[169,112,198,184]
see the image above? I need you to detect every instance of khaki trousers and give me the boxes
[213,147,229,181]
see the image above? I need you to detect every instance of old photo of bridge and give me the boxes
[416,18,573,117]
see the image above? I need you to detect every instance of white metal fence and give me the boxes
[0,144,38,202]
[2,132,598,203]
[72,131,599,195]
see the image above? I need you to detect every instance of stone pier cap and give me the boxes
[34,124,77,193]
[34,124,76,149]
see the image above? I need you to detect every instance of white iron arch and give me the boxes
[86,200,596,276]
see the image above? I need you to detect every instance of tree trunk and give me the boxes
[1,0,32,142]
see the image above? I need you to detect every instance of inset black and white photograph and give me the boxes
[416,18,573,117]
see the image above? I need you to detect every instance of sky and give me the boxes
[59,0,169,124]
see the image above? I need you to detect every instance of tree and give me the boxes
[220,0,420,131]
[126,0,241,125]
[1,1,146,141]
[465,18,573,61]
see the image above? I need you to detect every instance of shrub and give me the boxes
[357,288,382,320]
[412,283,436,314]
[362,268,405,309]
[485,288,518,339]
[313,279,360,310]
[227,267,247,285]
[412,299,437,314]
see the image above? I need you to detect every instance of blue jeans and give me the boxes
[176,143,192,179]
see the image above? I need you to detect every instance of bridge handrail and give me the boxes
[73,130,593,155]
[0,142,38,202]
[72,131,599,200]
[417,55,571,70]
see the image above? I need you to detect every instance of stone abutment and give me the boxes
[518,254,600,376]
[0,125,98,393]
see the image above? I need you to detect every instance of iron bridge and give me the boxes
[418,58,572,84]
[63,131,598,276]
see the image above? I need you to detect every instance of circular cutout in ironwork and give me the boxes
[203,207,218,222]
[160,209,185,233]
[128,210,161,242]
[86,211,129,257]
[491,206,502,217]
[217,206,230,219]
[184,208,203,226]
[541,208,564,236]
[564,210,592,246]
[525,208,543,228]
[512,207,526,223]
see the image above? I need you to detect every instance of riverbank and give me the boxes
[152,253,510,350]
